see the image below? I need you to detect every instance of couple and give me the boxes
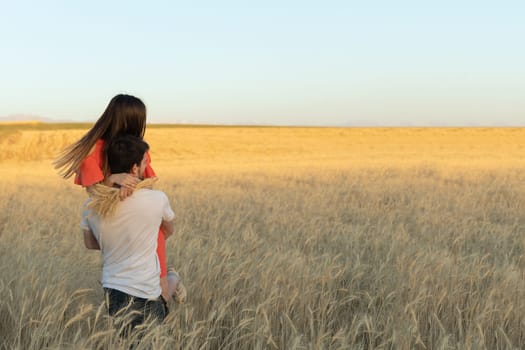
[81,135,184,329]
[54,94,186,331]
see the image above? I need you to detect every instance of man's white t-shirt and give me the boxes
[81,189,175,299]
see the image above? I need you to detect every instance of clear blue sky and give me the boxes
[0,0,523,126]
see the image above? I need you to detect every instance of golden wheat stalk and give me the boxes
[86,177,158,217]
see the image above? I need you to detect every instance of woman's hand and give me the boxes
[108,173,140,189]
[119,186,134,200]
[106,173,140,200]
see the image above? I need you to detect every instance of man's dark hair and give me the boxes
[106,135,149,174]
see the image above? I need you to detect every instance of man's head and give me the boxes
[107,135,149,178]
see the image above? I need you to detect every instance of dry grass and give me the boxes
[1,126,525,349]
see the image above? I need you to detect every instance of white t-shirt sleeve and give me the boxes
[161,192,175,222]
[80,199,91,231]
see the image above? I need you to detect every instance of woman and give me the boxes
[54,94,185,304]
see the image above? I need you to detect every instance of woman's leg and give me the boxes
[157,229,169,300]
[157,228,186,303]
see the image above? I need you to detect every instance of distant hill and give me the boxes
[0,114,75,123]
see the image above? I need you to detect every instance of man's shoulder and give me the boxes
[134,188,169,201]
[126,189,170,217]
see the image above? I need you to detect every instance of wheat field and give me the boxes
[1,125,525,349]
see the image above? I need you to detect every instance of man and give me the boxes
[81,135,175,330]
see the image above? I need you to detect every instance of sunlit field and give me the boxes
[1,124,525,349]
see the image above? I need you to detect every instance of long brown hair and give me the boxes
[54,94,147,179]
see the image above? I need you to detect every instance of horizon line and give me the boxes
[1,120,524,129]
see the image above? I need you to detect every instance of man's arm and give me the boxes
[160,191,175,239]
[83,229,100,250]
[81,199,99,250]
[161,219,174,239]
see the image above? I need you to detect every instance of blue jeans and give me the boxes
[104,288,167,335]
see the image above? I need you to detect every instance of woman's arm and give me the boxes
[100,173,140,200]
[104,173,140,188]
